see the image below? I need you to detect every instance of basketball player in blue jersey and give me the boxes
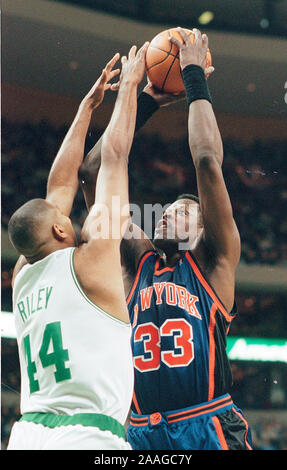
[80,28,253,450]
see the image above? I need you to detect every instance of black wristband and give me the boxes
[135,92,159,131]
[182,64,212,106]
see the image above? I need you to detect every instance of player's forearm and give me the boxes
[47,102,93,195]
[102,79,138,163]
[92,92,158,158]
[188,100,223,168]
[84,82,139,242]
[84,91,155,165]
[79,92,158,208]
[179,58,222,168]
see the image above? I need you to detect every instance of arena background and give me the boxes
[1,0,287,450]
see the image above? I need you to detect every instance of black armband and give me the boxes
[182,65,212,106]
[135,92,159,132]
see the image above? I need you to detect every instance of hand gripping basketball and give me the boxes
[146,27,213,94]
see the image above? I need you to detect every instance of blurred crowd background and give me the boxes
[2,0,287,451]
[2,118,287,266]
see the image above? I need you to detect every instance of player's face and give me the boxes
[153,199,202,248]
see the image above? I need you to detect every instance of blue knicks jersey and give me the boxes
[127,250,237,415]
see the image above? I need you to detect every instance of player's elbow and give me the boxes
[101,133,129,165]
[102,148,128,166]
[194,154,221,174]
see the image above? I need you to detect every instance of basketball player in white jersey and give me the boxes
[7,42,149,450]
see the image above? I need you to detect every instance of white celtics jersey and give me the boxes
[12,247,134,426]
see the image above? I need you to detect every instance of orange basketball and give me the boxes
[146,28,212,94]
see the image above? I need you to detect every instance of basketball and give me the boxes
[146,28,212,94]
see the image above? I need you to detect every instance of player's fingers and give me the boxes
[177,27,190,44]
[205,66,215,76]
[168,30,181,49]
[193,28,202,44]
[202,34,209,49]
[137,41,149,58]
[109,68,121,79]
[121,55,127,65]
[105,52,120,71]
[110,82,120,91]
[104,83,112,91]
[99,69,108,84]
[128,45,137,60]
[202,34,208,47]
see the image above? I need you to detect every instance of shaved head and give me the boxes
[8,199,59,258]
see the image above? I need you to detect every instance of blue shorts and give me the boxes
[127,394,253,450]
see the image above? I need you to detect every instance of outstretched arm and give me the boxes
[11,54,120,286]
[80,44,149,244]
[46,53,120,216]
[75,43,150,321]
[170,28,240,311]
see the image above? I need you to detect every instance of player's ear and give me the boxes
[52,223,68,241]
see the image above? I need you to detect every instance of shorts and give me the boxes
[7,412,132,450]
[127,394,253,450]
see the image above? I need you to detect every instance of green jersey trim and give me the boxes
[20,412,126,439]
[70,248,130,327]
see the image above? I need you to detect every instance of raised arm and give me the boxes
[74,43,150,321]
[11,54,120,286]
[80,44,149,243]
[171,28,240,311]
[78,84,167,211]
[46,53,120,216]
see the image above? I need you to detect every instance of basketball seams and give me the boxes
[159,29,193,92]
[146,37,174,72]
[161,53,180,92]
[146,27,210,93]
[146,51,173,72]
[148,45,177,59]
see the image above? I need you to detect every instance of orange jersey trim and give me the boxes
[126,251,155,305]
[212,416,229,450]
[168,399,233,424]
[132,391,142,415]
[185,252,234,322]
[130,395,233,426]
[154,258,175,275]
[208,302,217,401]
[232,407,253,450]
[167,395,232,420]
[129,418,148,427]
